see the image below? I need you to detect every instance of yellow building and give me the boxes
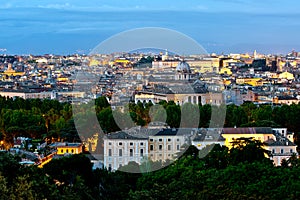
[223,79,232,86]
[50,142,83,155]
[278,71,294,80]
[221,127,275,148]
[278,61,297,71]
[236,78,263,86]
[57,76,69,82]
[221,59,239,67]
[89,59,101,66]
[222,127,298,166]
[113,59,131,67]
[1,63,25,77]
[219,67,232,75]
[189,58,220,73]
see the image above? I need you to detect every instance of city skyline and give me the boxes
[1,0,300,55]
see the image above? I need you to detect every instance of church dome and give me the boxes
[176,61,191,73]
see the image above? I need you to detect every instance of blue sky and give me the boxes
[1,0,300,55]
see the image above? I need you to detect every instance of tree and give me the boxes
[201,144,229,169]
[181,103,199,128]
[166,104,181,128]
[199,104,211,127]
[229,138,272,165]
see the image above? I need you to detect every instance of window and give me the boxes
[71,149,74,154]
[119,164,122,168]
[119,149,122,156]
[108,149,112,156]
[290,149,293,153]
[66,149,69,153]
[159,138,162,142]
[140,149,144,157]
[140,142,143,146]
[130,142,133,146]
[272,149,275,154]
[108,142,112,145]
[119,142,122,146]
[108,164,112,170]
[168,138,171,142]
[130,149,133,157]
[168,145,171,151]
[281,149,284,154]
[150,139,153,142]
[159,145,162,150]
[177,138,180,142]
[61,149,63,153]
[177,145,180,150]
[150,145,154,151]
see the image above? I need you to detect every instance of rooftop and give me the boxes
[222,127,273,134]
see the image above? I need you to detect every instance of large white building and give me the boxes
[103,131,148,171]
[103,128,193,171]
[148,128,190,162]
[192,128,225,150]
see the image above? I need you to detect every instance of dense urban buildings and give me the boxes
[2,50,300,169]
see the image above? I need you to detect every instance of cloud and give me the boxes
[38,3,72,9]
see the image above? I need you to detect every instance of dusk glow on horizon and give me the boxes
[1,0,300,54]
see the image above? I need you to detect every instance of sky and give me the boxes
[1,0,300,55]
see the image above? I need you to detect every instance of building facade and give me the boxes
[103,132,148,171]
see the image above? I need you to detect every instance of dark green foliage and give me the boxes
[1,142,300,199]
[43,154,94,187]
